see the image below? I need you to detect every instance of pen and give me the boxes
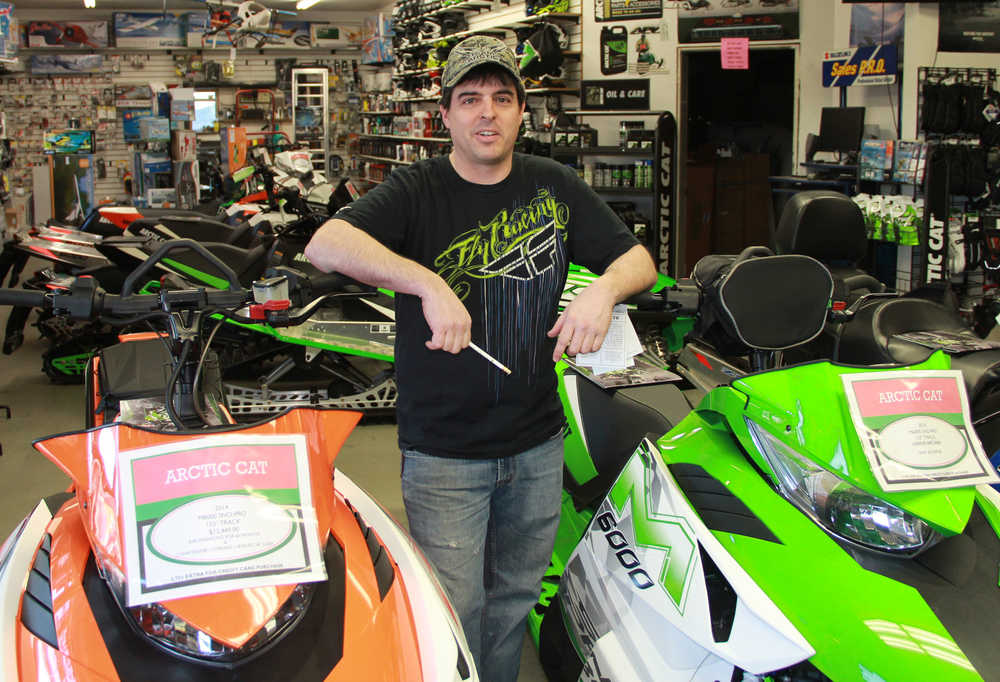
[469,341,512,375]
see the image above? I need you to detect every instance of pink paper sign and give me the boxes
[131,444,299,505]
[849,376,963,418]
[721,38,749,70]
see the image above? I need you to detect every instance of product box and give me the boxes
[121,108,154,142]
[551,126,597,148]
[171,130,197,162]
[859,139,895,182]
[185,11,234,48]
[263,20,312,49]
[115,84,153,109]
[0,2,16,63]
[174,160,200,209]
[221,126,248,175]
[113,12,186,48]
[146,187,178,208]
[310,23,361,48]
[170,98,194,121]
[551,126,579,148]
[43,129,95,154]
[132,151,173,198]
[169,87,196,121]
[892,140,927,185]
[30,54,102,74]
[139,117,170,142]
[26,21,109,48]
[361,13,393,65]
[138,151,172,175]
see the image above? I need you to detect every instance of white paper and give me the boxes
[575,304,644,375]
[118,433,327,606]
[841,369,1000,492]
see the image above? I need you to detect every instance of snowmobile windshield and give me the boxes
[32,407,361,596]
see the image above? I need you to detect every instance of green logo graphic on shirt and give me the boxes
[434,188,569,300]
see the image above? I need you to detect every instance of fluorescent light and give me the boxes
[83,0,95,6]
[296,0,321,8]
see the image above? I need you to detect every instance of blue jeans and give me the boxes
[401,432,564,682]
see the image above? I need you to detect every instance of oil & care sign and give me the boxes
[118,433,326,606]
[580,78,650,110]
[842,370,999,492]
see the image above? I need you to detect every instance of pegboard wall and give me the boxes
[1,48,385,212]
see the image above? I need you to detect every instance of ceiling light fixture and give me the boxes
[296,0,321,9]
[83,0,96,6]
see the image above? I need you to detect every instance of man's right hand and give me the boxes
[422,279,471,354]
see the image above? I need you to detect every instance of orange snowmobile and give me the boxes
[0,240,477,681]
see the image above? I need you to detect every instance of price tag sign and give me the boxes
[118,433,327,606]
[720,38,749,70]
[841,370,1000,492]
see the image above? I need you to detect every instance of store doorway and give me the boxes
[677,46,797,274]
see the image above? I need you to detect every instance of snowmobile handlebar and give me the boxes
[0,268,366,331]
[121,239,243,296]
[625,279,700,318]
[0,289,48,309]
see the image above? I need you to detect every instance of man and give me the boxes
[304,35,656,681]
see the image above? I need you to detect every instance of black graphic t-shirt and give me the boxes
[335,153,639,458]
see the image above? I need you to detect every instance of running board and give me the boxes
[223,377,398,415]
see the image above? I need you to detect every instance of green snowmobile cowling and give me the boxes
[720,353,975,536]
[537,351,1000,681]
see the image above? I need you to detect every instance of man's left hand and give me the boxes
[547,279,616,362]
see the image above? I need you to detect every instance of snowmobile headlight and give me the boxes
[100,559,314,662]
[746,418,939,554]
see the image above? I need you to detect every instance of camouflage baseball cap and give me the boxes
[441,35,525,101]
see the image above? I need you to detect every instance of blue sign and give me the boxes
[822,44,897,87]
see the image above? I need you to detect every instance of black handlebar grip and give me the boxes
[0,289,48,309]
[121,239,242,296]
[733,245,775,264]
[307,272,351,296]
[842,274,886,293]
[627,291,665,310]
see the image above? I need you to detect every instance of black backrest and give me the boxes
[692,252,833,353]
[774,190,867,265]
[719,254,833,351]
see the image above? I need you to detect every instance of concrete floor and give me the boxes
[0,305,549,681]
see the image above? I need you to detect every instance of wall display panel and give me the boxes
[938,2,1000,53]
[677,1,799,43]
[2,49,371,204]
[848,2,904,49]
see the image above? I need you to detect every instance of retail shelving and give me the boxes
[291,67,330,176]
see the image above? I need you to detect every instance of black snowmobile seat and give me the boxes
[773,190,880,294]
[837,296,1000,403]
[774,190,867,264]
[126,216,257,248]
[563,376,689,508]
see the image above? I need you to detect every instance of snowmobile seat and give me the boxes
[562,373,691,508]
[125,216,257,249]
[837,296,1000,404]
[773,190,884,298]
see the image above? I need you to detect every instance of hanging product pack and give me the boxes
[600,26,627,75]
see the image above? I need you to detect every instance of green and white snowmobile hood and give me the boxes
[550,352,1000,680]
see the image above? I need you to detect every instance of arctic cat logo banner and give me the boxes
[822,45,897,87]
[923,145,949,284]
[656,112,676,276]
